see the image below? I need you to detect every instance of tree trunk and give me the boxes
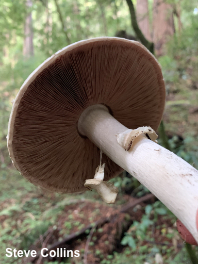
[23,0,34,57]
[152,0,175,56]
[125,0,154,53]
[136,0,151,41]
[44,0,49,46]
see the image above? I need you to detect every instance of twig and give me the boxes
[53,0,71,44]
[120,193,154,213]
[145,240,183,249]
[125,0,154,53]
[49,218,108,251]
[37,231,53,264]
[84,225,97,264]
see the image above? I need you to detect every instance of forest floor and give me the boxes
[165,89,198,140]
[1,169,198,264]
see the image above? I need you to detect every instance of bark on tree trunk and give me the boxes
[153,0,175,56]
[136,0,151,41]
[23,0,34,57]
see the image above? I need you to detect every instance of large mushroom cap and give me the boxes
[7,37,165,193]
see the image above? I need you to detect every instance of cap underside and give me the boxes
[8,37,165,193]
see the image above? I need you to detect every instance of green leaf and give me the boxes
[121,235,129,246]
[155,208,167,215]
[145,204,152,215]
[121,235,136,250]
[127,236,136,250]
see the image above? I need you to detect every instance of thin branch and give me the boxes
[84,225,97,264]
[54,0,71,44]
[125,0,154,54]
[37,231,53,264]
[120,193,154,213]
[145,240,183,248]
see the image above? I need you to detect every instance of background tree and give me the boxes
[23,0,34,57]
[153,0,175,56]
[136,0,151,41]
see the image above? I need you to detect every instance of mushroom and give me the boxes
[7,37,198,243]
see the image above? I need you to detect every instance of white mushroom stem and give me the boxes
[78,104,198,243]
[84,163,118,204]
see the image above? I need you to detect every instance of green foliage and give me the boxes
[20,221,51,250]
[45,261,66,264]
[111,172,150,197]
[0,204,22,216]
[121,235,136,249]
[170,17,198,56]
[121,200,172,252]
[166,135,198,168]
[111,245,195,264]
[0,0,26,50]
[159,55,179,85]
